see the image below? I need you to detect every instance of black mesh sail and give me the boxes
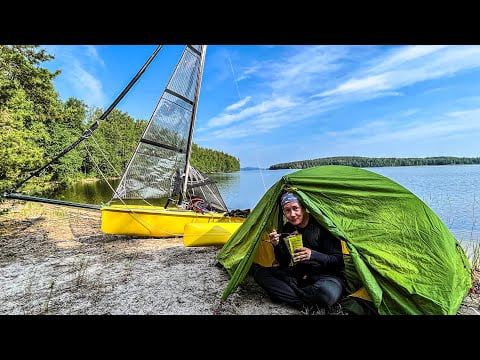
[112,45,228,212]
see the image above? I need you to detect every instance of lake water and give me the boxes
[54,165,480,246]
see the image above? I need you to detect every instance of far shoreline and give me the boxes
[269,156,480,170]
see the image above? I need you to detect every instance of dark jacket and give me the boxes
[274,215,344,281]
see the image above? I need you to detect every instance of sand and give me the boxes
[0,200,478,315]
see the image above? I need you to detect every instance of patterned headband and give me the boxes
[281,192,300,207]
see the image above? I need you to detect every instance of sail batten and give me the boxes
[164,89,194,106]
[139,138,184,153]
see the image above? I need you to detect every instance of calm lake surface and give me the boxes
[54,165,480,246]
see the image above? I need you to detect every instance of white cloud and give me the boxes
[70,61,107,107]
[317,74,390,97]
[202,45,480,148]
[370,45,448,73]
[398,108,420,117]
[422,87,447,95]
[207,97,296,128]
[267,46,348,95]
[225,96,252,111]
[327,107,480,147]
[236,65,261,82]
[42,45,108,108]
[84,45,105,67]
[316,46,480,103]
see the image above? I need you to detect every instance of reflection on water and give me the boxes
[53,166,479,245]
[52,178,168,207]
[52,178,120,205]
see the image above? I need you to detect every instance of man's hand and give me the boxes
[293,247,311,262]
[268,229,280,246]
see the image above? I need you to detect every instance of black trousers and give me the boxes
[254,266,344,309]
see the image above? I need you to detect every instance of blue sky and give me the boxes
[42,45,480,168]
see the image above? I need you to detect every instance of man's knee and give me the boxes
[253,266,269,285]
[302,280,343,307]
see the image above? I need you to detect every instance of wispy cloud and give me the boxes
[265,46,348,95]
[207,97,297,128]
[328,107,480,146]
[225,96,252,111]
[205,45,480,141]
[398,108,420,117]
[42,45,108,107]
[422,87,447,95]
[84,45,105,67]
[236,65,261,82]
[70,61,106,106]
[316,46,480,100]
[369,45,448,73]
[317,74,390,97]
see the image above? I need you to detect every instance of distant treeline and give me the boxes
[190,144,240,173]
[0,45,239,196]
[269,156,480,170]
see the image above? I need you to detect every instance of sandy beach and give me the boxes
[1,200,478,315]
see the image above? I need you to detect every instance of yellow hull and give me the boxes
[101,204,244,237]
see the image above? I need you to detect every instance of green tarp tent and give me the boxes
[217,165,472,315]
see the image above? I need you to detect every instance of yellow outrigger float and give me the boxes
[183,222,275,267]
[183,222,243,246]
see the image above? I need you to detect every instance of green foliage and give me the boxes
[81,108,144,178]
[0,45,61,127]
[190,143,240,173]
[46,98,88,187]
[0,45,61,193]
[269,156,480,170]
[0,44,239,196]
[0,109,45,191]
[0,89,47,192]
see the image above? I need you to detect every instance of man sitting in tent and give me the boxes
[218,166,472,314]
[254,192,345,311]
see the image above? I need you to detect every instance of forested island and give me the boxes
[0,45,239,195]
[190,144,239,173]
[269,156,480,170]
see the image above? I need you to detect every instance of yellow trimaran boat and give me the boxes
[98,45,248,247]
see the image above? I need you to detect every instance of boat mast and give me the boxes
[179,45,207,205]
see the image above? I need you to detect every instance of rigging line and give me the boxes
[87,135,154,207]
[83,143,178,235]
[83,142,153,208]
[197,183,224,211]
[83,143,126,206]
[226,51,241,99]
[227,51,267,193]
[256,158,267,192]
[3,45,163,196]
[89,134,121,177]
